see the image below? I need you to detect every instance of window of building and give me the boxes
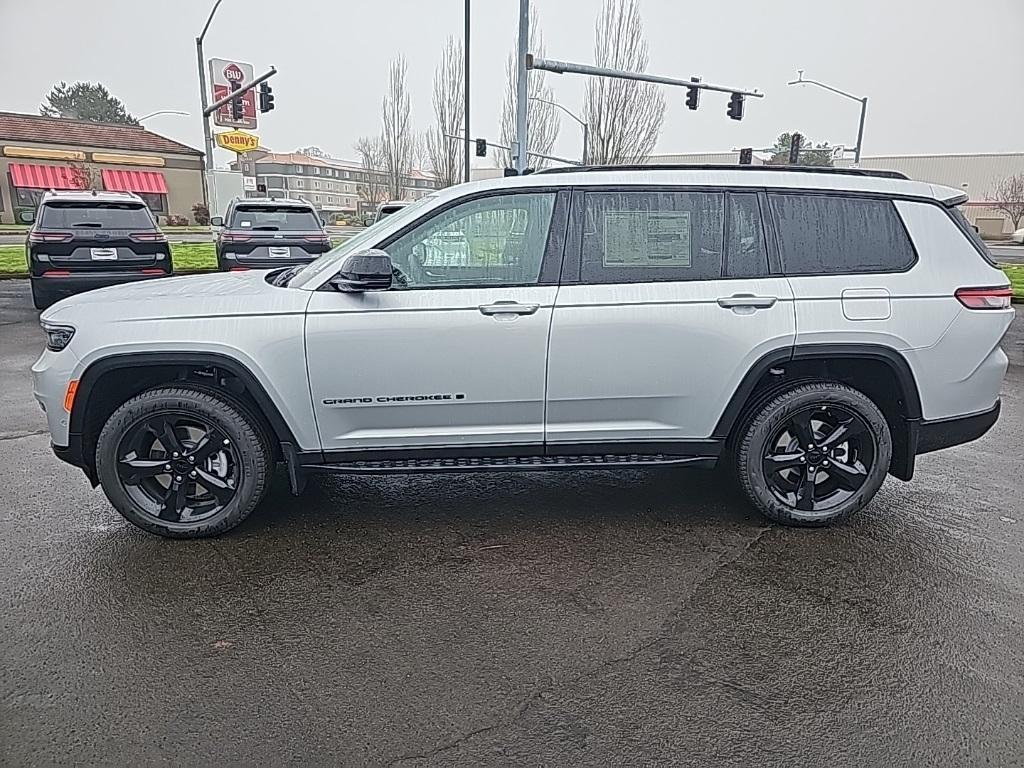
[14,188,45,208]
[768,194,916,275]
[315,194,321,203]
[242,163,251,174]
[580,190,725,284]
[294,179,304,188]
[313,167,320,175]
[293,166,304,174]
[138,192,167,214]
[314,181,321,190]
[384,192,556,289]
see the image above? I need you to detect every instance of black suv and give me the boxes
[213,198,330,271]
[27,191,172,310]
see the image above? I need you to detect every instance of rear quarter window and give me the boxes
[769,193,916,275]
[39,202,155,230]
[948,205,999,267]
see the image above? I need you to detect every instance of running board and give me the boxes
[311,453,717,475]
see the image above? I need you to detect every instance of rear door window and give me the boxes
[768,193,916,275]
[231,206,321,231]
[580,190,725,283]
[39,203,155,230]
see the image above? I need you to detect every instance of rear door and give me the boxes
[545,187,796,450]
[35,202,164,270]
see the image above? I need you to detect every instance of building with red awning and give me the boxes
[0,112,203,225]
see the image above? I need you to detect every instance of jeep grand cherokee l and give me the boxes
[33,166,1013,538]
[212,198,330,271]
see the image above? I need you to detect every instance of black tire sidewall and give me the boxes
[95,387,270,538]
[737,383,892,526]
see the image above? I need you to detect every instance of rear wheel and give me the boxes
[736,382,891,526]
[95,386,272,538]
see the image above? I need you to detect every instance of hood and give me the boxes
[41,269,311,323]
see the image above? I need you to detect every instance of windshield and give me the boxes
[39,202,154,230]
[230,206,320,231]
[288,195,437,288]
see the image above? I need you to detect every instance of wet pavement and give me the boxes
[1,279,1022,767]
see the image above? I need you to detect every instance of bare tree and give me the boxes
[425,36,465,188]
[991,173,1024,229]
[297,145,330,159]
[67,162,100,190]
[495,6,559,169]
[354,135,387,207]
[380,56,413,200]
[582,0,665,165]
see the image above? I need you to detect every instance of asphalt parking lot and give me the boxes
[2,278,1023,767]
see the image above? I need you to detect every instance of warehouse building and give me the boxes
[0,112,204,225]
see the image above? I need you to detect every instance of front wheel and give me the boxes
[736,382,892,527]
[95,386,272,538]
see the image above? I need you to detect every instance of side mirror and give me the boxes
[330,249,393,292]
[210,216,224,227]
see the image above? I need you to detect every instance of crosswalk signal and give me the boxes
[789,133,803,165]
[739,147,753,165]
[230,81,244,121]
[258,81,275,113]
[475,138,487,157]
[685,77,700,111]
[726,92,745,121]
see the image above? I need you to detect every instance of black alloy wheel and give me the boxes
[736,381,892,526]
[116,413,241,524]
[761,405,874,514]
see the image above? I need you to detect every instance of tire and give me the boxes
[735,381,892,527]
[95,385,273,538]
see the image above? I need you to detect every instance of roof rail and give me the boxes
[533,164,910,180]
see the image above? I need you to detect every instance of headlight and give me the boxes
[41,322,75,352]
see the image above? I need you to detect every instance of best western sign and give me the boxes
[216,130,260,154]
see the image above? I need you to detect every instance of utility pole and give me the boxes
[513,0,529,173]
[463,0,471,183]
[195,0,225,214]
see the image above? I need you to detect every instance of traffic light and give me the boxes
[739,147,753,165]
[258,81,275,113]
[475,138,487,157]
[229,81,244,121]
[726,92,744,121]
[685,77,700,110]
[789,133,803,165]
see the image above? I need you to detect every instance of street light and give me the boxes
[138,110,190,122]
[787,69,868,164]
[196,0,226,208]
[529,96,589,165]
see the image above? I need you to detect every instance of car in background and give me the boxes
[374,200,409,223]
[212,198,331,271]
[27,190,171,310]
[1011,227,1024,245]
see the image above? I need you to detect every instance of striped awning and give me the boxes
[101,169,168,194]
[8,163,82,190]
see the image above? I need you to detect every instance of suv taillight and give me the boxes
[955,286,1013,310]
[129,232,167,243]
[29,232,73,243]
[303,235,330,245]
[221,233,252,243]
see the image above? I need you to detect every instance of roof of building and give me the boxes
[0,111,202,156]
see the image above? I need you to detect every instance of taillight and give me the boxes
[955,286,1013,310]
[29,232,73,243]
[230,267,251,272]
[221,233,252,243]
[303,235,330,245]
[42,270,71,277]
[141,269,165,275]
[129,232,167,243]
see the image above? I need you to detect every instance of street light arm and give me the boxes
[138,110,190,121]
[198,0,224,42]
[529,96,587,128]
[787,73,862,103]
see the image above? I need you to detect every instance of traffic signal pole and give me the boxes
[195,0,224,213]
[513,0,530,173]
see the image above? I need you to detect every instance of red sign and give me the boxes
[213,83,257,121]
[208,57,257,129]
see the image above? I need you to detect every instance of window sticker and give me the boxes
[603,210,691,267]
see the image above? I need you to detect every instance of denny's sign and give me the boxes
[216,130,260,154]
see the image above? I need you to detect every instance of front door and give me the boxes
[545,188,796,449]
[305,190,567,455]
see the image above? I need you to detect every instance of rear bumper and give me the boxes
[218,253,319,271]
[31,270,170,299]
[915,400,1001,455]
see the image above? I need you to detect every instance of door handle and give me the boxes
[478,301,540,316]
[716,294,777,310]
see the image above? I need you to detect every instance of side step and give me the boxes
[311,453,717,475]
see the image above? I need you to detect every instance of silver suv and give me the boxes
[33,166,1014,538]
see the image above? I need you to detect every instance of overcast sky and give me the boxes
[1,0,1021,169]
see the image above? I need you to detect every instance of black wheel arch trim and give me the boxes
[713,343,924,440]
[66,352,297,472]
